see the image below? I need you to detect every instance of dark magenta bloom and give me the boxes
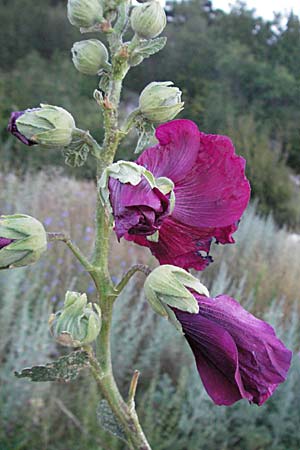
[0,237,14,249]
[7,110,37,146]
[108,176,170,239]
[174,294,292,406]
[109,119,251,270]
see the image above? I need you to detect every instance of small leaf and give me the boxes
[62,143,90,167]
[99,74,110,93]
[129,37,167,67]
[135,122,155,154]
[15,350,89,382]
[97,399,127,443]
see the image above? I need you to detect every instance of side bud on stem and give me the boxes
[0,214,47,269]
[138,81,184,123]
[49,291,102,347]
[72,40,110,76]
[144,265,209,332]
[8,104,76,148]
[67,0,103,29]
[131,1,167,39]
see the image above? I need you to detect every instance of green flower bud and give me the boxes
[72,40,110,76]
[49,291,102,347]
[138,81,184,123]
[15,104,76,148]
[144,265,209,332]
[0,214,47,269]
[131,1,167,39]
[67,0,103,29]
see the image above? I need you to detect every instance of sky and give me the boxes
[212,0,299,20]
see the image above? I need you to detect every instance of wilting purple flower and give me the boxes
[174,294,292,406]
[7,110,38,146]
[0,237,14,249]
[108,120,251,270]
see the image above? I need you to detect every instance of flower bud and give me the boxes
[67,0,103,29]
[131,1,167,39]
[0,214,47,269]
[8,104,76,148]
[138,81,184,123]
[49,291,101,347]
[144,265,209,331]
[72,40,110,76]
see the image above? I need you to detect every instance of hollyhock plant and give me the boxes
[108,119,251,270]
[174,294,292,406]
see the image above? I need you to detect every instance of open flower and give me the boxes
[174,294,292,406]
[108,119,251,270]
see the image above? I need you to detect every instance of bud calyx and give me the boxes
[49,291,102,347]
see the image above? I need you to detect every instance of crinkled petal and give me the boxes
[7,110,37,146]
[137,120,200,184]
[175,295,292,406]
[108,177,169,240]
[126,217,238,270]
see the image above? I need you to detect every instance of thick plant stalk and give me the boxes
[84,12,152,448]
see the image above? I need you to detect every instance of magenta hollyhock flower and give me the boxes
[108,119,251,270]
[174,294,292,406]
[0,237,14,249]
[7,110,38,146]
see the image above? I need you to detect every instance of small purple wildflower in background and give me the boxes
[44,217,53,227]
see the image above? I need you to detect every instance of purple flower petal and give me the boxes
[174,294,292,406]
[7,110,38,146]
[108,176,170,240]
[0,237,14,249]
[115,119,251,270]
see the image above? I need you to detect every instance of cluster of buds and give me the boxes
[0,214,47,269]
[49,291,102,347]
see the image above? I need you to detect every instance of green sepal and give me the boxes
[15,350,89,382]
[144,265,210,331]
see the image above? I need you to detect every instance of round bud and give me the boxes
[0,214,47,269]
[67,0,103,29]
[10,104,76,148]
[49,291,102,347]
[138,81,184,123]
[71,40,110,76]
[131,1,167,39]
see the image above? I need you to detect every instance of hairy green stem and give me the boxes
[86,5,152,447]
[114,264,152,295]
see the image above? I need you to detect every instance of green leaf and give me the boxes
[99,74,110,93]
[62,143,90,167]
[135,122,155,154]
[15,351,89,382]
[97,399,127,443]
[130,37,167,67]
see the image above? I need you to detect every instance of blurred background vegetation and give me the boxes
[1,0,300,449]
[1,0,300,226]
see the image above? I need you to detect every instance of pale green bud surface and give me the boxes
[49,291,102,347]
[98,160,175,212]
[67,0,103,29]
[144,265,209,332]
[131,1,167,39]
[0,214,47,269]
[72,40,110,76]
[16,104,76,148]
[139,81,184,123]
